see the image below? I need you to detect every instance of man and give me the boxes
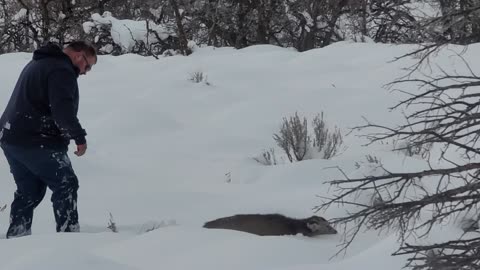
[0,41,97,238]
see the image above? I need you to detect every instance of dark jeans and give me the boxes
[1,143,80,238]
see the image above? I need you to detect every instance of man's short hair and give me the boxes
[66,41,97,60]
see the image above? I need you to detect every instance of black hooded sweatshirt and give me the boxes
[0,43,86,150]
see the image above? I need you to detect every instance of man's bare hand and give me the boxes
[74,143,87,156]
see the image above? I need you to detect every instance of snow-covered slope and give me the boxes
[1,41,477,270]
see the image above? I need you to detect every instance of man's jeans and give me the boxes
[1,143,80,238]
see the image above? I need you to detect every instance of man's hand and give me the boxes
[74,143,87,156]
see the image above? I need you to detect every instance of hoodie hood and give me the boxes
[32,43,80,76]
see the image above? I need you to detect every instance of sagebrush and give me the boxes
[272,111,344,162]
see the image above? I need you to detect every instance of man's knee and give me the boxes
[60,174,79,193]
[50,173,78,206]
[13,187,46,207]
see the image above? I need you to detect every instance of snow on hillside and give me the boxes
[0,40,478,270]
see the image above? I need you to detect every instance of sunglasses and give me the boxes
[81,54,92,72]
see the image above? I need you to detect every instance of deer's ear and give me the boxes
[307,222,320,231]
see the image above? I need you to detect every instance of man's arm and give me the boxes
[47,69,87,150]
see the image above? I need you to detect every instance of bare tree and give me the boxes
[367,0,418,43]
[286,0,350,51]
[316,48,480,269]
[423,1,480,45]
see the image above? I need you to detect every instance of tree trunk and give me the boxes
[321,0,348,47]
[256,0,269,44]
[361,0,368,37]
[40,0,52,43]
[169,0,191,55]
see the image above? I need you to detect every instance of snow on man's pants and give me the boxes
[1,143,79,238]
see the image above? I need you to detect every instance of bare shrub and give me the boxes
[253,148,278,166]
[355,154,382,169]
[366,154,380,164]
[273,111,344,162]
[225,172,231,183]
[138,219,177,234]
[393,137,434,159]
[189,71,210,85]
[312,112,344,159]
[107,212,118,233]
[273,112,310,162]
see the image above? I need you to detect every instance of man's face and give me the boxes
[76,52,96,75]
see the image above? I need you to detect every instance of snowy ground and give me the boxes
[0,41,478,270]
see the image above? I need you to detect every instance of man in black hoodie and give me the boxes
[0,41,97,238]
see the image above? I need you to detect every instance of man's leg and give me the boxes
[1,144,47,238]
[2,144,80,234]
[33,150,80,233]
[47,151,80,232]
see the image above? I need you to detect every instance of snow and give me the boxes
[12,8,27,22]
[405,1,441,20]
[82,21,96,34]
[149,7,163,20]
[87,12,174,53]
[0,41,479,269]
